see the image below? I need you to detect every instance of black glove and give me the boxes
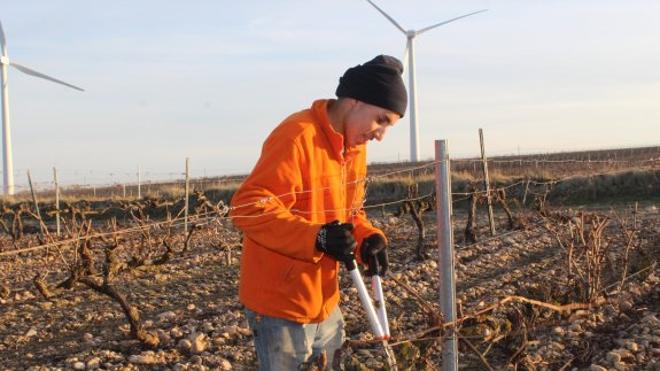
[360,234,388,276]
[316,221,356,264]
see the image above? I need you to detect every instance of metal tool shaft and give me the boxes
[348,264,385,339]
[371,275,390,338]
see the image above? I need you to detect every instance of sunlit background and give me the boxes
[2,0,658,186]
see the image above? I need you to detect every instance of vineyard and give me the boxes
[0,147,658,370]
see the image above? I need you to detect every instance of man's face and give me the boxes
[343,101,401,147]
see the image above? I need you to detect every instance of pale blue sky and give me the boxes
[2,0,659,188]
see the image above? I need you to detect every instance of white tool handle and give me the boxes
[349,263,386,339]
[371,275,390,339]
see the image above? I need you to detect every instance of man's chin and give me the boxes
[346,137,369,147]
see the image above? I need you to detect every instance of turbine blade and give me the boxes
[10,62,84,92]
[0,20,6,51]
[416,9,488,36]
[365,0,407,34]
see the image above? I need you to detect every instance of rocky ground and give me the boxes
[0,204,657,370]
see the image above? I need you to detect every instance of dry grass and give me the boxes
[4,144,657,208]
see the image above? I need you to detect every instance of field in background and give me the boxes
[5,145,659,206]
[0,145,658,369]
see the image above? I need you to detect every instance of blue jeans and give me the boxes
[245,306,345,370]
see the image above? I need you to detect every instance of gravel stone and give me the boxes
[178,339,193,353]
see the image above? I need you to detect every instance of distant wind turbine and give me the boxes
[365,0,487,162]
[0,20,84,196]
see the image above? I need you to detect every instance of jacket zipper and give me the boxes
[341,152,348,223]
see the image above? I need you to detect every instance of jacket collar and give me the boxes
[312,99,362,161]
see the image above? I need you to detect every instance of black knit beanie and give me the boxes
[335,55,408,118]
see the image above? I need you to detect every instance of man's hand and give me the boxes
[316,221,356,264]
[360,234,388,276]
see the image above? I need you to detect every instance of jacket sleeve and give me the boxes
[352,200,387,266]
[229,134,323,263]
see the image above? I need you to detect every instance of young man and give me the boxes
[230,55,407,370]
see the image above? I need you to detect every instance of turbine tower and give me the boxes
[365,1,486,162]
[0,20,84,196]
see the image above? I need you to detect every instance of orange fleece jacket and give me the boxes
[230,99,385,323]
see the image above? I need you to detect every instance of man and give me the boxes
[230,55,407,370]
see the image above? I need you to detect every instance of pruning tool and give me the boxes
[345,258,398,370]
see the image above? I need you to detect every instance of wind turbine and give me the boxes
[365,0,487,162]
[0,20,84,196]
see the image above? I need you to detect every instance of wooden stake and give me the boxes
[184,157,190,234]
[137,165,142,199]
[26,170,40,216]
[27,170,44,238]
[522,178,531,206]
[479,129,496,236]
[53,167,61,237]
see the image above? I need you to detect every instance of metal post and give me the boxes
[122,184,126,198]
[479,128,496,236]
[137,165,141,199]
[92,185,96,198]
[434,140,457,371]
[53,167,60,237]
[184,157,190,234]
